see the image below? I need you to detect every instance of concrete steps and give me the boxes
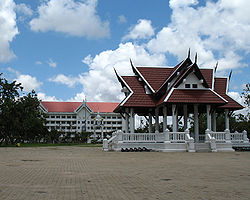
[195,143,210,152]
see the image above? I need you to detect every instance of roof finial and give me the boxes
[130,58,134,67]
[214,61,218,73]
[188,48,190,58]
[194,53,197,64]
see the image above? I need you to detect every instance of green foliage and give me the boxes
[0,73,48,145]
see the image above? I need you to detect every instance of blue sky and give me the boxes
[0,0,249,103]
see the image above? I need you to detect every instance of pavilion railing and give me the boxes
[210,131,226,142]
[230,131,249,144]
[170,132,186,143]
[122,133,158,143]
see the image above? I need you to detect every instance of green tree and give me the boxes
[0,73,47,145]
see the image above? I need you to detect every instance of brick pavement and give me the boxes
[0,147,250,200]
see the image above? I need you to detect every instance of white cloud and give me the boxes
[80,42,166,101]
[0,0,19,62]
[118,15,127,24]
[15,3,33,17]
[48,58,57,67]
[123,19,154,41]
[37,92,59,101]
[15,74,42,92]
[67,92,86,102]
[30,0,109,39]
[147,0,250,71]
[48,74,84,88]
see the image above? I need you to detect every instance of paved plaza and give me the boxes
[0,147,250,200]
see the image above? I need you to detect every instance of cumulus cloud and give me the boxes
[48,74,84,88]
[79,42,166,101]
[123,19,154,41]
[15,3,33,17]
[147,0,250,71]
[67,92,86,102]
[30,0,109,39]
[0,0,19,62]
[37,92,60,101]
[15,74,42,92]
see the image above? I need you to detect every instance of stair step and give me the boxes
[195,143,210,152]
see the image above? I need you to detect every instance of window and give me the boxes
[192,84,198,88]
[107,121,111,124]
[56,116,60,119]
[185,84,191,88]
[112,116,116,119]
[67,116,71,119]
[62,116,65,119]
[107,116,111,119]
[72,116,76,119]
[51,116,55,118]
[112,122,116,124]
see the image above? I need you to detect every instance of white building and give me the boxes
[40,101,122,135]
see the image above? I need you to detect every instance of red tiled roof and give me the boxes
[137,67,174,91]
[87,102,119,113]
[41,102,119,113]
[214,78,243,109]
[200,69,213,88]
[41,102,82,112]
[166,89,226,104]
[214,77,227,94]
[121,76,156,107]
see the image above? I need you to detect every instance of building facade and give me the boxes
[40,101,122,135]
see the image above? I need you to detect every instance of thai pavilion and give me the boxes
[103,51,249,152]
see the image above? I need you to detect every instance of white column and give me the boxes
[212,110,216,132]
[163,106,167,131]
[125,108,129,133]
[148,113,152,133]
[194,104,199,143]
[130,108,135,133]
[155,107,159,133]
[172,104,177,132]
[183,104,188,130]
[206,105,211,131]
[225,109,229,131]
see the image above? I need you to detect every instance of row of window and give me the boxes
[48,126,120,131]
[47,121,122,125]
[47,115,122,120]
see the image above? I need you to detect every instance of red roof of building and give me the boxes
[200,69,213,88]
[137,67,174,91]
[115,59,243,111]
[87,102,119,113]
[166,89,226,104]
[121,76,156,107]
[41,102,119,113]
[214,77,243,109]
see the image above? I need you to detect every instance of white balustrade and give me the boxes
[170,132,186,143]
[210,131,226,142]
[122,133,157,143]
[230,132,244,143]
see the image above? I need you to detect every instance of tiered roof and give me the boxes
[115,56,243,113]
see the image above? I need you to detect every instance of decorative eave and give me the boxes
[156,57,192,94]
[174,63,210,88]
[74,101,93,114]
[130,59,155,93]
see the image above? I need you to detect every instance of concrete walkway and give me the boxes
[0,147,250,200]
